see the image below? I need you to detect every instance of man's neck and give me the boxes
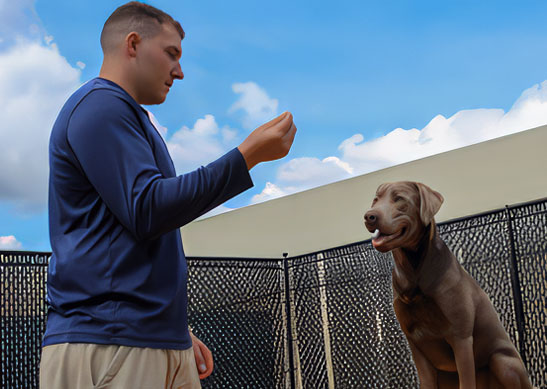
[99,62,139,103]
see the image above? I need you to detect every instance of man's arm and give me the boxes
[67,91,296,241]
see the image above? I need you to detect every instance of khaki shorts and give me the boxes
[40,343,201,389]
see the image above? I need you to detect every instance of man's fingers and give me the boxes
[238,110,296,168]
[270,114,295,139]
[270,111,290,126]
[287,122,297,140]
[192,341,206,372]
[198,342,214,379]
[263,111,292,132]
[192,336,214,379]
[282,122,297,147]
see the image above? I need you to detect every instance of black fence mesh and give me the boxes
[1,252,49,389]
[187,258,287,388]
[1,198,546,388]
[509,201,547,387]
[288,245,419,389]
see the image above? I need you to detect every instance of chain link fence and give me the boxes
[2,198,546,388]
[1,252,49,389]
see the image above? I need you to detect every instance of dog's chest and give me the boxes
[394,291,450,341]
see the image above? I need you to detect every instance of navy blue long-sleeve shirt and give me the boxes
[44,78,253,350]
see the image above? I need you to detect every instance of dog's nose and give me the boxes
[364,210,378,226]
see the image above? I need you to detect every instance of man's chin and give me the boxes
[142,95,167,106]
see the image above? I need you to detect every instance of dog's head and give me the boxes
[364,181,444,253]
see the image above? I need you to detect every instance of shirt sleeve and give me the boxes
[66,89,253,241]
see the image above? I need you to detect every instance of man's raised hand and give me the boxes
[238,111,297,170]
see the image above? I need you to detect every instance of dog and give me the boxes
[364,181,532,389]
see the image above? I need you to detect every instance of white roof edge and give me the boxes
[181,125,547,258]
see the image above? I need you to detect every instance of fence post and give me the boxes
[283,252,296,389]
[317,253,335,389]
[505,206,527,366]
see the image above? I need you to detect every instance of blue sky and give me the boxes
[2,0,547,251]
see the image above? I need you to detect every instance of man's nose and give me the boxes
[172,63,184,80]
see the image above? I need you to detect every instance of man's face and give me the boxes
[133,23,183,105]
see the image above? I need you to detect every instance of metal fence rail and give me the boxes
[1,198,546,388]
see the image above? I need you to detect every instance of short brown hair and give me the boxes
[100,1,185,53]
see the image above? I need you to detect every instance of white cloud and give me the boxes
[252,81,547,204]
[251,182,288,204]
[339,81,547,175]
[162,82,277,175]
[222,127,238,143]
[228,81,278,130]
[251,157,353,204]
[0,41,81,212]
[0,0,43,46]
[278,156,353,189]
[166,114,239,174]
[0,235,23,250]
[147,110,168,138]
[498,81,547,135]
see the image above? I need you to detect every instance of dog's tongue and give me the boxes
[371,229,380,239]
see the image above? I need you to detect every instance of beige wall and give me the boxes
[181,125,547,258]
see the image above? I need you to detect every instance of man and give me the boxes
[40,2,296,388]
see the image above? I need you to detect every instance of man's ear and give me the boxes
[416,182,444,226]
[125,32,141,58]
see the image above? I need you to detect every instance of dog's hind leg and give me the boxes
[489,352,532,389]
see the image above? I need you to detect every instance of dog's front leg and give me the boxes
[451,336,476,389]
[408,341,438,388]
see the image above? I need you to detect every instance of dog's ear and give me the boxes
[416,183,444,225]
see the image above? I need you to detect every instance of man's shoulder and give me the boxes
[70,78,138,116]
[52,78,143,142]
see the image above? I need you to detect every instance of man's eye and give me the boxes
[393,196,403,202]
